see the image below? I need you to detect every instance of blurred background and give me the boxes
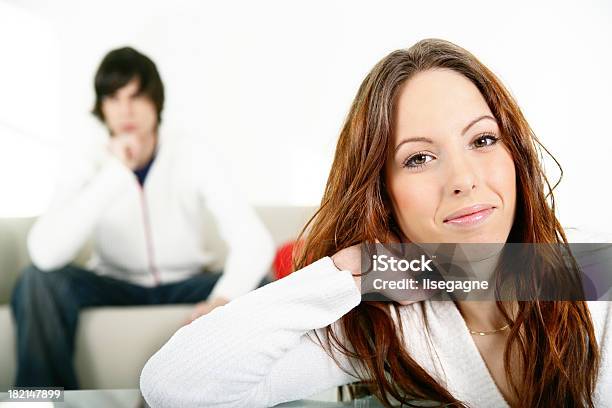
[0,0,610,233]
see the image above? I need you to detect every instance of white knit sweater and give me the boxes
[139,256,612,408]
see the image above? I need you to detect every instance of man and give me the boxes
[10,46,275,388]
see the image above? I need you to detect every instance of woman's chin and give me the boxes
[433,229,509,244]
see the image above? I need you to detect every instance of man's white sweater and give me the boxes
[27,133,275,301]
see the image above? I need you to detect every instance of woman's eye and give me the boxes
[472,133,499,148]
[402,134,498,170]
[403,153,434,169]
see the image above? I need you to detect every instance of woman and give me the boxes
[140,39,610,407]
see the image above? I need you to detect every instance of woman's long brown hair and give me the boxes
[293,39,599,407]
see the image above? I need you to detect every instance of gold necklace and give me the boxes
[467,323,510,336]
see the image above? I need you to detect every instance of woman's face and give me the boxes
[385,68,516,244]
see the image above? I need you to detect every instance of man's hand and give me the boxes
[185,297,230,325]
[108,133,143,170]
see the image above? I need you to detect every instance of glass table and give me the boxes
[0,389,393,407]
[0,388,449,407]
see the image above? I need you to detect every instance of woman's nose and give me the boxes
[446,153,477,196]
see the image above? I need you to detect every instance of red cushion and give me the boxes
[273,240,299,280]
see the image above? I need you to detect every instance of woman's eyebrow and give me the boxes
[394,114,497,153]
[461,114,496,136]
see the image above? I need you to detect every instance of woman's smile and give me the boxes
[443,205,496,229]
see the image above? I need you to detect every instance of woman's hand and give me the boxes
[331,244,361,274]
[332,238,436,306]
[331,233,401,292]
[331,244,363,291]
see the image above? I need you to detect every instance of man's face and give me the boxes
[101,78,158,138]
[385,68,517,244]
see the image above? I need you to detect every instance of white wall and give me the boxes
[1,0,610,235]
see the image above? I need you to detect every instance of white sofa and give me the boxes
[0,206,315,391]
[4,208,606,400]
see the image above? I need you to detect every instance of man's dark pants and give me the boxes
[10,264,271,389]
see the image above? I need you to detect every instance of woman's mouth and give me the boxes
[443,207,495,228]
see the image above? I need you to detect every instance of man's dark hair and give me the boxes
[92,46,165,124]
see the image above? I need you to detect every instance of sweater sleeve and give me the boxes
[189,139,275,301]
[140,256,363,408]
[27,146,135,271]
